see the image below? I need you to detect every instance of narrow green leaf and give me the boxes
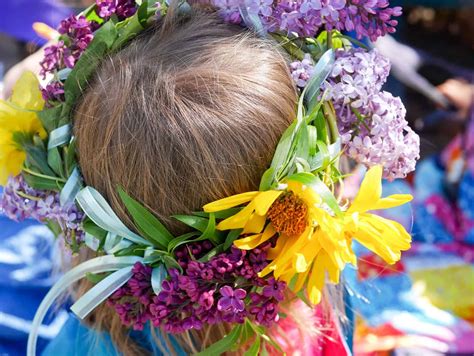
[83,218,108,241]
[223,229,242,250]
[47,147,63,177]
[85,272,111,284]
[22,172,63,191]
[259,167,275,191]
[198,244,224,262]
[117,187,173,250]
[173,215,209,233]
[287,172,342,216]
[65,138,77,176]
[24,145,56,177]
[38,105,62,133]
[307,125,318,156]
[243,336,261,356]
[304,49,335,112]
[195,325,242,356]
[167,231,199,252]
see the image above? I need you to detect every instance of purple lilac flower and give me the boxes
[212,0,401,41]
[109,240,286,333]
[96,0,137,20]
[0,175,85,247]
[290,53,315,88]
[217,286,246,312]
[211,0,242,24]
[323,48,419,179]
[107,262,154,330]
[39,15,95,78]
[41,81,65,105]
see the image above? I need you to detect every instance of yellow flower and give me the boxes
[203,165,413,305]
[0,72,46,185]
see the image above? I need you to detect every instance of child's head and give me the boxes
[75,8,297,233]
[73,6,297,354]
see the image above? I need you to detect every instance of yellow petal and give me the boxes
[372,194,413,210]
[203,191,258,212]
[216,202,255,230]
[292,265,311,292]
[348,165,383,213]
[243,213,266,234]
[352,220,401,264]
[234,225,276,250]
[267,233,290,260]
[321,251,340,284]
[254,190,282,215]
[307,254,325,304]
[293,238,321,273]
[10,72,44,111]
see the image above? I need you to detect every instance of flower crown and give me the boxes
[0,1,419,355]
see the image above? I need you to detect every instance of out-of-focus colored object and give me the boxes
[0,0,73,44]
[349,104,474,354]
[32,22,59,41]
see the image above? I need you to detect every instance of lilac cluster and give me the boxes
[107,263,154,330]
[108,241,286,332]
[211,0,402,41]
[323,48,419,179]
[39,15,95,78]
[96,0,137,20]
[0,175,85,247]
[290,53,315,88]
[41,82,65,106]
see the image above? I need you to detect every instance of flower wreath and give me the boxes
[0,0,419,355]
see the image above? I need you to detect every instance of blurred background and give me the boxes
[0,0,473,355]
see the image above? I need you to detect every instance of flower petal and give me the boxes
[10,72,44,111]
[234,225,276,250]
[254,190,282,216]
[348,165,383,213]
[307,253,325,304]
[203,191,258,212]
[216,202,255,230]
[242,213,266,234]
[372,194,413,210]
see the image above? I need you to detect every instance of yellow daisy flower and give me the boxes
[203,165,413,305]
[0,72,46,185]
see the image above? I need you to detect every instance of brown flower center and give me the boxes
[267,192,308,237]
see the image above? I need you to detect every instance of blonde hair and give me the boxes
[73,6,307,355]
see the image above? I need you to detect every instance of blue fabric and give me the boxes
[42,316,187,356]
[0,188,67,355]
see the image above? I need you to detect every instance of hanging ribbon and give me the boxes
[71,266,135,319]
[59,167,82,205]
[27,255,143,356]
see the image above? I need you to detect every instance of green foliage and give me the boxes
[117,187,174,250]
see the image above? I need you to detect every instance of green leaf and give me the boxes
[85,272,111,284]
[162,255,182,272]
[46,220,62,237]
[47,147,63,177]
[22,171,63,191]
[195,325,243,356]
[259,167,275,191]
[200,213,218,244]
[65,138,77,176]
[24,145,56,176]
[243,336,261,356]
[38,105,62,133]
[286,172,342,216]
[198,244,224,262]
[82,218,108,241]
[223,228,242,250]
[64,21,118,117]
[167,231,199,252]
[314,110,328,144]
[304,49,335,112]
[307,125,318,156]
[117,187,173,250]
[82,4,104,24]
[173,215,209,233]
